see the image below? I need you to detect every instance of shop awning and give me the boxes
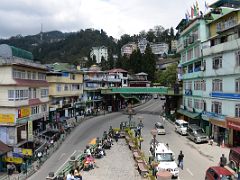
[0,141,12,156]
[177,109,201,119]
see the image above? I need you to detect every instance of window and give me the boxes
[41,104,47,112]
[64,84,69,91]
[41,89,49,98]
[57,84,62,92]
[201,80,206,91]
[188,64,193,73]
[236,50,240,66]
[38,73,46,80]
[212,56,222,69]
[12,69,26,79]
[194,45,200,58]
[8,90,15,101]
[187,81,192,90]
[27,71,31,79]
[31,106,39,115]
[8,90,28,101]
[32,72,36,80]
[194,99,203,110]
[182,52,186,63]
[235,104,240,117]
[194,80,201,90]
[70,74,75,80]
[188,98,192,108]
[236,78,240,93]
[211,101,222,114]
[187,48,193,61]
[212,79,223,92]
[32,88,37,98]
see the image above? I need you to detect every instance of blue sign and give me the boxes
[202,111,225,121]
[210,92,240,99]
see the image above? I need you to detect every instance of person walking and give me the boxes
[178,150,184,170]
[220,154,227,167]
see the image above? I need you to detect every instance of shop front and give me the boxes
[209,118,228,145]
[226,117,240,147]
[177,107,201,125]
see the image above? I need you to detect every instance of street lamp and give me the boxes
[151,129,158,159]
[127,103,134,128]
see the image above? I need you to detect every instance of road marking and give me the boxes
[139,101,159,111]
[187,168,194,176]
[59,153,66,159]
[55,150,76,173]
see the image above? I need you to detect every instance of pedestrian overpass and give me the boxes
[101,87,180,95]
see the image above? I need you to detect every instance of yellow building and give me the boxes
[0,44,49,149]
[46,63,84,122]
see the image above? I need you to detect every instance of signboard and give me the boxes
[4,156,23,164]
[28,121,33,141]
[226,117,240,131]
[21,130,27,140]
[18,107,30,118]
[0,114,15,124]
[22,148,33,156]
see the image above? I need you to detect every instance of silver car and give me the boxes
[155,122,166,135]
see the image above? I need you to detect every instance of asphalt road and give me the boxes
[29,99,228,180]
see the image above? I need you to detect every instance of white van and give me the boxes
[175,119,188,135]
[154,143,179,178]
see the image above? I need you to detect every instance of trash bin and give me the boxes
[108,106,112,112]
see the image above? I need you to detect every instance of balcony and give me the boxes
[84,75,104,82]
[182,71,203,80]
[216,19,237,33]
[203,38,240,56]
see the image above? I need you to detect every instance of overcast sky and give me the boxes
[0,0,216,39]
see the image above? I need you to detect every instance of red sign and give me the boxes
[227,118,240,131]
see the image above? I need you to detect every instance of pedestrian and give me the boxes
[74,166,82,180]
[178,150,184,170]
[148,149,153,164]
[220,154,227,167]
[66,169,74,180]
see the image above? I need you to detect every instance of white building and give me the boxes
[121,42,137,57]
[150,42,169,56]
[138,38,148,54]
[90,46,108,64]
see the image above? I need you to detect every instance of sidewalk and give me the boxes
[81,139,142,180]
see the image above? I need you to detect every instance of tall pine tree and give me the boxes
[143,44,156,81]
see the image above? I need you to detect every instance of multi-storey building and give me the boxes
[201,2,240,146]
[138,38,149,54]
[90,46,108,64]
[0,44,49,149]
[121,42,137,57]
[177,0,240,146]
[46,63,83,123]
[107,68,128,87]
[150,42,169,56]
[176,16,208,131]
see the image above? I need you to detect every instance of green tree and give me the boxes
[100,56,108,70]
[142,44,155,81]
[155,64,177,87]
[108,54,114,69]
[129,49,142,73]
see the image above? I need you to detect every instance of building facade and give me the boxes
[0,44,49,149]
[121,42,137,57]
[46,63,83,123]
[90,46,108,64]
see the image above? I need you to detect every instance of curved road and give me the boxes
[30,99,228,180]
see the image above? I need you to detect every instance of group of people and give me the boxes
[66,166,82,180]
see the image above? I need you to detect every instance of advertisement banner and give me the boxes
[0,114,15,124]
[18,107,30,118]
[4,156,23,164]
[28,121,33,141]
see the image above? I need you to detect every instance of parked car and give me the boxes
[187,124,208,143]
[229,147,240,170]
[155,122,166,135]
[160,96,166,100]
[175,119,188,135]
[205,166,234,180]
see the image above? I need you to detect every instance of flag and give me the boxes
[205,1,209,10]
[194,4,197,16]
[196,1,199,15]
[187,10,190,18]
[191,6,194,18]
[185,10,190,21]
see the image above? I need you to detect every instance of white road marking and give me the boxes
[59,153,66,159]
[187,168,194,176]
[139,101,159,111]
[55,150,76,173]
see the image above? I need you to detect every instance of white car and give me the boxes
[175,119,188,135]
[155,143,179,178]
[155,122,166,135]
